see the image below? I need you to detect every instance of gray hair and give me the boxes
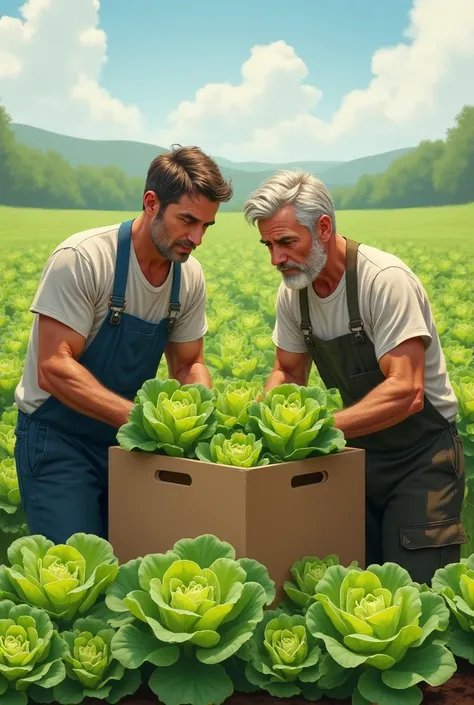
[243,170,336,235]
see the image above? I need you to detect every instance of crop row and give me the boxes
[0,530,472,705]
[1,235,473,557]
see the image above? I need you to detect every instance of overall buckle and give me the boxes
[349,318,365,344]
[108,297,126,326]
[166,302,181,332]
[300,323,314,347]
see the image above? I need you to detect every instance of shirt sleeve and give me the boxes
[30,247,97,340]
[368,266,433,361]
[272,283,308,353]
[169,264,208,343]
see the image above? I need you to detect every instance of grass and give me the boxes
[0,202,473,253]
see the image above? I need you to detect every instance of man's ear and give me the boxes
[317,214,333,244]
[143,190,160,217]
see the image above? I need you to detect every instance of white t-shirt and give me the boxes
[272,243,458,422]
[15,223,208,414]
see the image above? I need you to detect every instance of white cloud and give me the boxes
[154,0,474,161]
[1,0,473,161]
[0,0,142,139]
[154,41,324,154]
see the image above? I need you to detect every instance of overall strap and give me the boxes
[299,287,315,347]
[345,238,365,344]
[109,220,133,326]
[165,262,182,333]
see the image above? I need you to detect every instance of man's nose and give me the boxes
[271,247,287,267]
[186,227,203,248]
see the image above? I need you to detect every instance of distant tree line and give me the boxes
[0,103,144,211]
[1,101,473,212]
[332,105,474,210]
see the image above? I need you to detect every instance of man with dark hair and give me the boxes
[14,145,233,543]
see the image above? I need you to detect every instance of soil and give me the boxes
[81,658,474,705]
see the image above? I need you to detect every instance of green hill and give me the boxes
[10,124,169,179]
[11,123,414,195]
[212,156,344,173]
[3,103,472,213]
[317,148,417,186]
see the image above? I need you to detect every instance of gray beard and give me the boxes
[150,216,193,263]
[278,238,327,290]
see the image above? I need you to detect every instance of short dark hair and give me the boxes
[143,144,233,211]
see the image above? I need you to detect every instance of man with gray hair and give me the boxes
[243,170,466,585]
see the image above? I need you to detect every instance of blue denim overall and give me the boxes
[14,219,181,543]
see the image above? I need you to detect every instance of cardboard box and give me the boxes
[108,446,366,603]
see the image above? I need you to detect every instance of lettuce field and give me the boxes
[0,204,473,704]
[1,204,473,555]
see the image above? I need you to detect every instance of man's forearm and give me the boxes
[334,378,422,438]
[264,368,307,395]
[39,357,134,428]
[175,361,212,388]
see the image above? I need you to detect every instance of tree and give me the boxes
[0,103,19,205]
[331,104,474,210]
[433,105,474,204]
[370,140,445,208]
[1,99,473,213]
[0,100,142,212]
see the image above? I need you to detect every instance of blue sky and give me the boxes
[1,0,473,161]
[74,0,415,127]
[2,0,413,126]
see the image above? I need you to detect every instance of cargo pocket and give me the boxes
[398,518,467,583]
[400,517,467,550]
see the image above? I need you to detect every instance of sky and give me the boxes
[0,0,473,162]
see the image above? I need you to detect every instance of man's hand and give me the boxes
[263,347,312,394]
[334,336,426,438]
[165,338,212,388]
[37,315,134,428]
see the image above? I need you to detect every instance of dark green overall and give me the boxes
[298,238,466,584]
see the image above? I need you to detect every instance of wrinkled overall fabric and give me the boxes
[14,219,182,543]
[298,238,466,584]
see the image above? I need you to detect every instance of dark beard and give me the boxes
[150,215,193,263]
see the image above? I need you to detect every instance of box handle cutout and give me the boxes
[291,471,328,488]
[155,470,192,486]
